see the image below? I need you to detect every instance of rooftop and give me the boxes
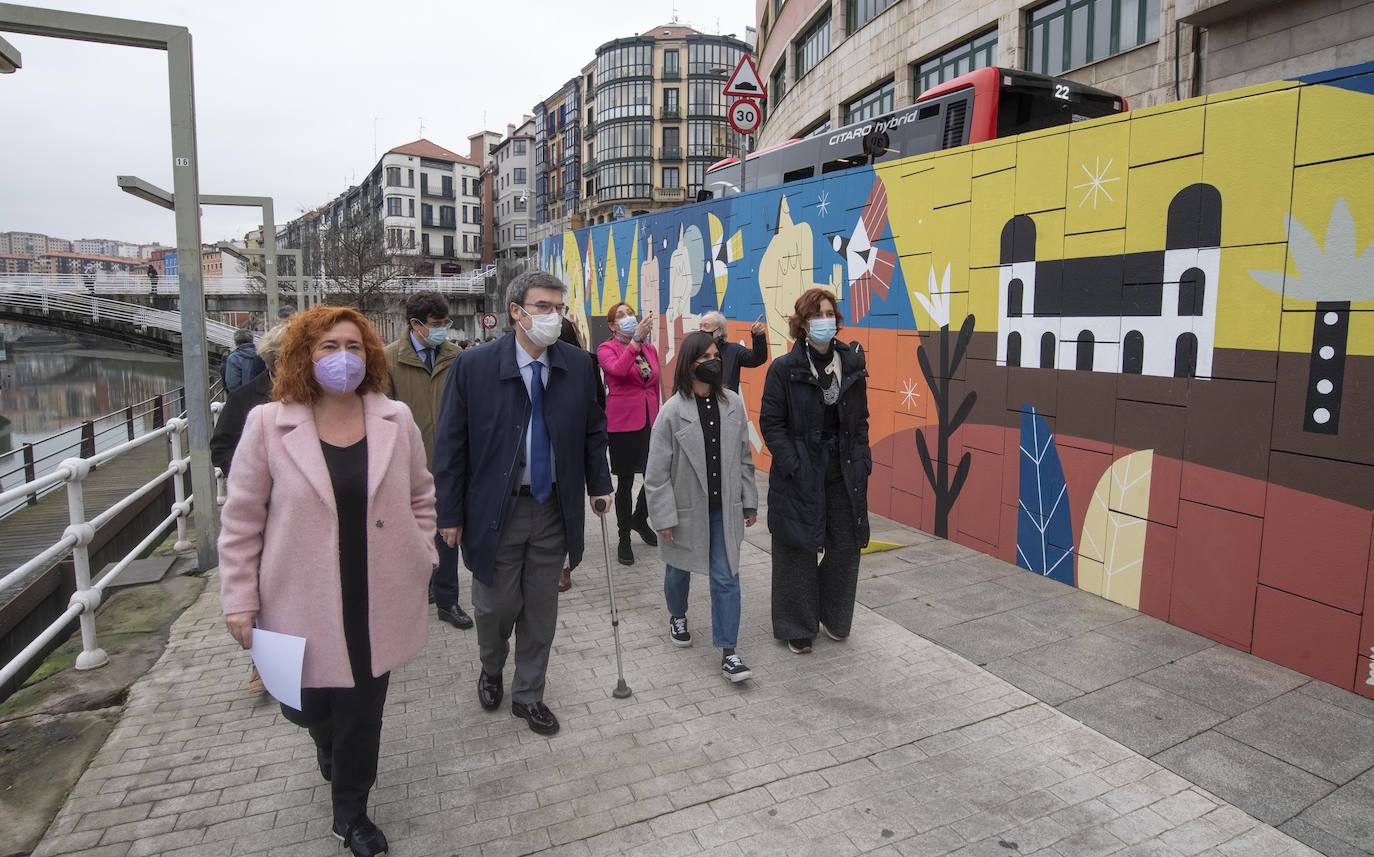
[387,138,478,166]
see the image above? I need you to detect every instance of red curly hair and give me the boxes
[789,288,843,341]
[271,305,389,404]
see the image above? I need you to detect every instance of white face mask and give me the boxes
[518,307,562,348]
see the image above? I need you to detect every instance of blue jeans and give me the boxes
[663,509,741,650]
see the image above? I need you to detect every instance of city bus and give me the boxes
[701,67,1127,198]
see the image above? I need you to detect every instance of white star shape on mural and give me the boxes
[901,378,921,410]
[1073,156,1120,209]
[816,190,830,218]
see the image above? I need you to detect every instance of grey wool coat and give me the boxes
[644,389,759,576]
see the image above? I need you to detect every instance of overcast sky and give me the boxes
[0,0,753,247]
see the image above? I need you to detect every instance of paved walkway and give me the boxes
[27,498,1344,857]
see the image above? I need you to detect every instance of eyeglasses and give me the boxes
[521,302,568,316]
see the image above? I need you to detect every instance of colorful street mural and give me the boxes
[543,62,1374,699]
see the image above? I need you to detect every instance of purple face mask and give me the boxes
[313,351,366,394]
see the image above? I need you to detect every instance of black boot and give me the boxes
[617,535,634,566]
[632,518,659,547]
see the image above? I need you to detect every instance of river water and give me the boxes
[0,323,184,507]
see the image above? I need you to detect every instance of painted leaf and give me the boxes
[1078,450,1153,609]
[1016,406,1074,585]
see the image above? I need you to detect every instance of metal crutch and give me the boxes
[594,498,633,699]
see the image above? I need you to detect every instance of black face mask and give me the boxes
[693,359,722,387]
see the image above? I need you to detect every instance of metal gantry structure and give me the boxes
[0,3,219,572]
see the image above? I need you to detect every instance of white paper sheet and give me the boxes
[250,628,306,710]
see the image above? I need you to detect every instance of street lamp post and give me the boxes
[2,3,219,571]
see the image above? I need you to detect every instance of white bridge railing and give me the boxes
[0,287,252,348]
[0,266,499,297]
[0,395,225,689]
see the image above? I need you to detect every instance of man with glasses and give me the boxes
[433,272,613,735]
[699,311,769,393]
[384,291,473,630]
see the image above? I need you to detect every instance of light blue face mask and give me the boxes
[424,325,450,348]
[808,318,837,345]
[618,315,638,336]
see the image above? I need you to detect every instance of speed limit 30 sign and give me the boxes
[729,99,762,135]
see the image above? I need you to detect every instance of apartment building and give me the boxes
[492,117,537,262]
[755,0,1374,148]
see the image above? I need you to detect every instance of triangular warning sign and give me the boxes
[724,55,767,99]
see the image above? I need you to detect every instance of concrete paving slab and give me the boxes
[871,597,967,634]
[96,556,176,590]
[1216,690,1374,785]
[1279,817,1374,857]
[983,657,1084,706]
[926,611,1073,665]
[1012,631,1176,694]
[1059,678,1228,756]
[1153,732,1335,826]
[924,579,1051,621]
[1295,679,1374,722]
[1013,589,1142,637]
[1137,644,1310,717]
[1092,615,1217,662]
[1293,780,1374,856]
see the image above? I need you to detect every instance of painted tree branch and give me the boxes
[915,314,979,538]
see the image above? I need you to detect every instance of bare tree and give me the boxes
[314,204,410,313]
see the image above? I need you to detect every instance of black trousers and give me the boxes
[771,459,862,641]
[280,671,390,825]
[615,475,649,540]
[430,532,461,609]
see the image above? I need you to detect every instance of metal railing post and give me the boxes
[61,458,108,671]
[167,418,191,551]
[124,406,135,441]
[80,420,95,457]
[22,442,37,506]
[152,394,165,429]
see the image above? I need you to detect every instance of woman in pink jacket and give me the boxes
[597,302,662,565]
[218,306,436,857]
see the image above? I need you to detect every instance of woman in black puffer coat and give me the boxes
[760,287,871,655]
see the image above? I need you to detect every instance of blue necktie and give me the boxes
[529,361,552,503]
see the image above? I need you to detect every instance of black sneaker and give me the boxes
[669,616,691,647]
[788,638,813,654]
[617,538,634,566]
[820,622,847,641]
[721,653,754,683]
[437,603,474,629]
[332,814,388,857]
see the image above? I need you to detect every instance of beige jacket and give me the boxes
[383,336,461,465]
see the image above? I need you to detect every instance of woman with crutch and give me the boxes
[644,330,759,682]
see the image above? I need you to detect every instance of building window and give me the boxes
[421,234,431,255]
[688,121,739,159]
[595,120,653,162]
[386,166,401,186]
[514,196,527,211]
[514,140,527,155]
[440,205,455,227]
[663,126,681,154]
[771,61,787,106]
[597,81,652,121]
[916,29,997,93]
[462,177,469,196]
[1027,0,1160,76]
[386,197,402,217]
[664,87,680,116]
[442,175,453,196]
[843,80,894,124]
[794,11,830,80]
[514,168,527,184]
[514,224,527,240]
[663,166,681,187]
[800,116,831,137]
[595,162,652,201]
[443,235,454,257]
[664,48,680,77]
[408,198,415,217]
[462,205,469,223]
[407,169,414,187]
[688,42,745,76]
[846,0,896,34]
[597,42,653,84]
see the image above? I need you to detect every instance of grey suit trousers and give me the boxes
[472,494,566,705]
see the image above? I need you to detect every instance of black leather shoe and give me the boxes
[512,700,560,735]
[332,814,388,857]
[617,538,634,566]
[634,522,659,547]
[437,604,474,629]
[477,670,503,711]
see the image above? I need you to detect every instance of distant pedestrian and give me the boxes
[82,262,96,294]
[433,271,613,736]
[597,302,661,565]
[277,304,297,322]
[645,331,759,683]
[698,311,769,393]
[146,263,158,297]
[382,291,473,631]
[211,324,286,476]
[219,305,436,857]
[760,288,871,654]
[223,329,267,391]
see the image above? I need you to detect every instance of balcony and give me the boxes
[687,145,732,160]
[653,187,687,203]
[661,68,681,80]
[421,218,457,230]
[658,147,683,161]
[421,186,456,200]
[584,120,595,136]
[660,107,681,120]
[584,156,598,172]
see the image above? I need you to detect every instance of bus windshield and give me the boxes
[996,77,1123,137]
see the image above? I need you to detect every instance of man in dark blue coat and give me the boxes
[433,271,613,735]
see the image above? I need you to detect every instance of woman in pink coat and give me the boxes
[597,301,662,565]
[219,305,436,857]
